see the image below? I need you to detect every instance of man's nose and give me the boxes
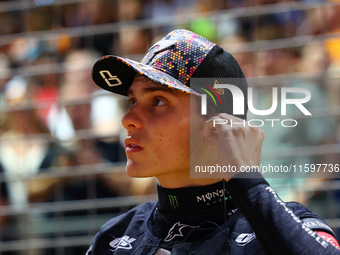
[121,106,143,131]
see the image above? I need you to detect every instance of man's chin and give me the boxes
[126,162,153,178]
[126,171,153,178]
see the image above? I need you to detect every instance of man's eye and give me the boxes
[155,98,166,106]
[129,98,136,107]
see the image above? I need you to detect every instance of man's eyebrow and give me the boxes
[127,85,177,96]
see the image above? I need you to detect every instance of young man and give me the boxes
[88,29,339,254]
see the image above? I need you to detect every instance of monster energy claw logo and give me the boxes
[168,195,179,209]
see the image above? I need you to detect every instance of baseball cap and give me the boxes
[92,29,248,119]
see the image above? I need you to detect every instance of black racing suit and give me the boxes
[86,172,340,254]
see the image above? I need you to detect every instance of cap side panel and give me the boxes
[190,45,248,119]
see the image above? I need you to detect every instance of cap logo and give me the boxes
[148,40,177,54]
[213,80,224,95]
[99,70,122,87]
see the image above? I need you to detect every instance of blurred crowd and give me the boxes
[0,0,340,254]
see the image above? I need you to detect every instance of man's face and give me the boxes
[122,75,204,184]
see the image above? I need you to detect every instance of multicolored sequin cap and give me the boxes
[92,29,248,119]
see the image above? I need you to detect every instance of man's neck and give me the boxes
[157,174,223,189]
[156,170,223,188]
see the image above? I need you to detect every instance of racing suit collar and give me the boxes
[157,180,236,214]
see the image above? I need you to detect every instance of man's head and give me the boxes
[91,29,248,187]
[92,29,248,119]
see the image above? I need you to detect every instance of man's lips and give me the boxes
[124,137,143,153]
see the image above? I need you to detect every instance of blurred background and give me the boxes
[0,0,340,254]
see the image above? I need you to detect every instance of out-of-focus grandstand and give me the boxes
[0,0,340,254]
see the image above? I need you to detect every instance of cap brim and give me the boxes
[92,55,199,96]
